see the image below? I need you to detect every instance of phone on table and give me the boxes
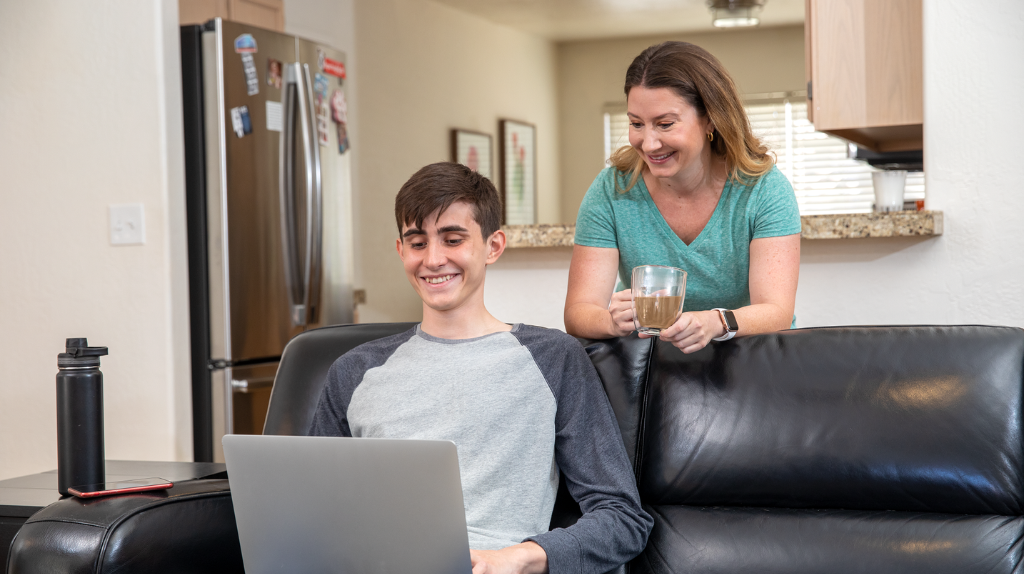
[68,477,173,498]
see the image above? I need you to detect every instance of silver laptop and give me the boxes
[223,435,473,574]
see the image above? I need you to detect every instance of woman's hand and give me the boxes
[643,310,724,354]
[607,289,636,337]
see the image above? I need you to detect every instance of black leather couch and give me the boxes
[608,325,1024,573]
[9,323,1024,573]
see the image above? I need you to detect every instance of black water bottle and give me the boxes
[56,338,108,496]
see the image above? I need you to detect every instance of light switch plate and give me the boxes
[109,203,145,246]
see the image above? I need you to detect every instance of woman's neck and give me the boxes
[650,154,727,198]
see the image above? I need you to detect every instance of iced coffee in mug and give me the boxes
[631,265,687,336]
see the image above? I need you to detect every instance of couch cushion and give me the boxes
[631,505,1024,574]
[636,326,1024,515]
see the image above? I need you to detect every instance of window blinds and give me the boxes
[603,99,924,215]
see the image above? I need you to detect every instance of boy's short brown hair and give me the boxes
[394,162,502,238]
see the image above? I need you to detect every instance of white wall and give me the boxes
[351,0,561,324]
[488,0,1024,332]
[0,0,191,480]
[486,248,572,330]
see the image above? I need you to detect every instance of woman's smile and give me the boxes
[646,151,677,164]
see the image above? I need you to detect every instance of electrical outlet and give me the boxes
[109,204,145,246]
[353,289,367,305]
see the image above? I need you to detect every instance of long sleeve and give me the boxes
[515,327,653,573]
[307,328,416,437]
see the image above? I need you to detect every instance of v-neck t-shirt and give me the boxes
[574,166,801,314]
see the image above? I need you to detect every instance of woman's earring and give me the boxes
[707,132,714,142]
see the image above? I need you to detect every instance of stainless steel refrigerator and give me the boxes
[181,19,354,462]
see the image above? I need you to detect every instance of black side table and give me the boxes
[0,460,226,567]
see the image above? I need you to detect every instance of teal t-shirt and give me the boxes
[574,166,801,315]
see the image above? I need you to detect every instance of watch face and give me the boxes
[723,310,739,332]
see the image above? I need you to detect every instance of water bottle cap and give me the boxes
[58,338,108,368]
[65,338,108,357]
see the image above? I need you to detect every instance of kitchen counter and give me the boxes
[503,211,943,248]
[503,224,576,248]
[799,211,943,239]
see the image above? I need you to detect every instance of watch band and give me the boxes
[712,308,737,341]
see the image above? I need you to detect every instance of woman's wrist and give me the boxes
[565,303,627,339]
[607,308,629,337]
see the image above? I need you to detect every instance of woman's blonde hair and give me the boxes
[609,41,773,192]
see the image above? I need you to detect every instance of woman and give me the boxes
[564,41,800,353]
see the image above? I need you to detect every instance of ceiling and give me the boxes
[431,0,806,41]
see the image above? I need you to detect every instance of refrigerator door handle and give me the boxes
[279,63,306,326]
[301,63,324,325]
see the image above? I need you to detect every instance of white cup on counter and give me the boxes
[872,170,907,213]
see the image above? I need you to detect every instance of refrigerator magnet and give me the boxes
[316,48,326,71]
[234,34,257,54]
[266,101,283,132]
[317,102,330,146]
[330,90,347,124]
[323,57,346,79]
[241,53,259,96]
[313,73,329,103]
[230,105,253,138]
[337,123,349,154]
[266,59,282,89]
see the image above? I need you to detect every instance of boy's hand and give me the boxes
[470,541,548,574]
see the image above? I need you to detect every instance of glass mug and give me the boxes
[631,265,687,336]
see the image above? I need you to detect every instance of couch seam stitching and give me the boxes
[633,337,655,484]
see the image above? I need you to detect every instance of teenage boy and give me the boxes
[310,162,652,574]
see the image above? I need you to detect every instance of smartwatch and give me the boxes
[712,308,738,341]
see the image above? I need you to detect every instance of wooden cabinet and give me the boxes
[805,0,922,152]
[180,0,285,32]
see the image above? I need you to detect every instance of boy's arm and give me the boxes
[307,328,418,437]
[517,329,653,574]
[308,357,355,437]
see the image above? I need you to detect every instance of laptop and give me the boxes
[222,434,473,574]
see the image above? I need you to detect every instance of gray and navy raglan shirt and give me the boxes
[309,324,652,573]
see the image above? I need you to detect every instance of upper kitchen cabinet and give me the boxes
[180,0,285,32]
[805,0,922,152]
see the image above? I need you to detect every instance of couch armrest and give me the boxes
[7,479,243,574]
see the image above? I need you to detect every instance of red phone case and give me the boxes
[68,480,173,498]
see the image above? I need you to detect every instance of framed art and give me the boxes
[450,129,493,180]
[498,119,537,225]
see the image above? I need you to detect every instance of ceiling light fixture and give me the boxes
[708,0,765,28]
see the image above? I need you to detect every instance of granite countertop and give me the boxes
[502,211,943,248]
[799,211,943,239]
[502,224,576,248]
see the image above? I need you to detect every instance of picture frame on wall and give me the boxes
[498,119,537,225]
[450,129,493,181]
